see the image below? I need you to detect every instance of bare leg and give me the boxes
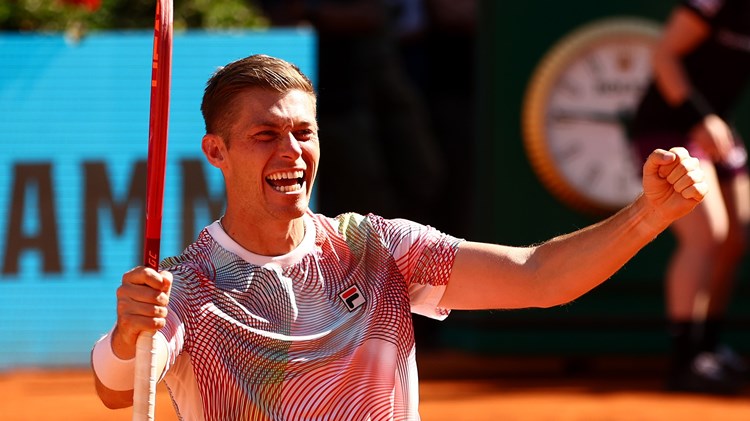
[707,172,750,317]
[664,161,747,394]
[666,161,727,322]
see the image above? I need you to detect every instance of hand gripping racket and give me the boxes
[133,1,173,420]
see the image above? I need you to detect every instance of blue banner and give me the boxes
[0,29,316,368]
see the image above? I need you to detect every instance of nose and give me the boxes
[280,131,303,159]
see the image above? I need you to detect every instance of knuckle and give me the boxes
[152,318,166,330]
[116,300,129,315]
[157,292,170,306]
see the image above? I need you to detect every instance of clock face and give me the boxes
[522,18,662,214]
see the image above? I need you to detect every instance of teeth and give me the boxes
[266,170,305,193]
[267,170,304,180]
[272,182,305,193]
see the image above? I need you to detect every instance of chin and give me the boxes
[281,199,309,219]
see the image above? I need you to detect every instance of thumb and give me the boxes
[643,147,683,178]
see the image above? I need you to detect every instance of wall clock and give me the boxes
[522,17,662,214]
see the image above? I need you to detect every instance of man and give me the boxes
[92,54,707,420]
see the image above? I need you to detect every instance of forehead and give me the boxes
[235,88,316,122]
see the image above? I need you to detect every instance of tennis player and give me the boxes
[91,54,707,420]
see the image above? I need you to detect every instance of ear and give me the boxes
[202,134,226,169]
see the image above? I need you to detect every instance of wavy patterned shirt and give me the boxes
[156,211,462,420]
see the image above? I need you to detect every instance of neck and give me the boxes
[220,214,306,256]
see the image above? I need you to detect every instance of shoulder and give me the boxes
[309,211,373,237]
[310,211,427,239]
[160,227,219,281]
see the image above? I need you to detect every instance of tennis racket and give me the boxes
[133,1,173,420]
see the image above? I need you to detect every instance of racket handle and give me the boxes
[133,331,157,421]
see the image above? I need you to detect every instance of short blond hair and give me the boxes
[200,54,316,140]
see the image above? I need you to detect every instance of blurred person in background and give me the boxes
[258,0,444,225]
[629,0,750,395]
[258,0,448,350]
[388,0,478,348]
[392,0,478,240]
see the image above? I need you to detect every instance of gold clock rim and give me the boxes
[521,17,662,215]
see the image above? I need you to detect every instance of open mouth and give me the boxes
[266,170,305,193]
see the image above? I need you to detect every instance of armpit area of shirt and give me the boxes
[409,283,450,321]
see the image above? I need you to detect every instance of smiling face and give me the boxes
[202,87,319,224]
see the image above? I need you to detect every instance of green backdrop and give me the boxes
[438,0,750,356]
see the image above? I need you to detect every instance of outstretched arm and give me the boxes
[439,148,707,310]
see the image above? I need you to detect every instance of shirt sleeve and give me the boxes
[373,215,463,320]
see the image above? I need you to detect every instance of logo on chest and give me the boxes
[339,284,366,311]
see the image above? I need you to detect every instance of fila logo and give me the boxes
[339,284,366,311]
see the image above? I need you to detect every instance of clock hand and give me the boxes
[550,108,636,136]
[550,109,624,125]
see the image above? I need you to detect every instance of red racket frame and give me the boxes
[133,1,173,420]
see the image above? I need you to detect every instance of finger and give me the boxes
[114,298,169,344]
[657,147,690,178]
[118,282,170,306]
[130,300,169,321]
[665,156,700,185]
[158,270,173,294]
[671,167,702,192]
[664,162,687,185]
[122,266,170,291]
[669,146,691,160]
[117,293,169,317]
[644,148,677,178]
[677,180,709,201]
[669,160,707,201]
[657,147,691,178]
[117,311,168,337]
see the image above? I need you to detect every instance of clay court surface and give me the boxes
[3,353,750,420]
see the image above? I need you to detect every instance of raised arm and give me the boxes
[439,148,707,310]
[651,6,708,105]
[91,267,172,408]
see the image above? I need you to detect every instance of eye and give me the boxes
[254,130,278,142]
[294,129,315,141]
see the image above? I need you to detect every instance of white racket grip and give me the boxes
[133,331,157,421]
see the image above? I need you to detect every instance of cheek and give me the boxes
[225,156,264,188]
[303,144,320,168]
